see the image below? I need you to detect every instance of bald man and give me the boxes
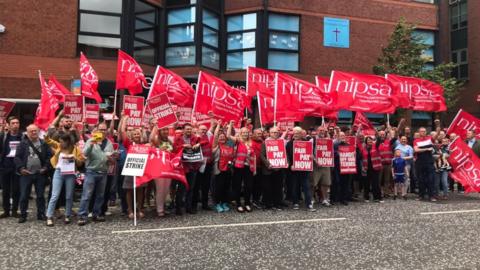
[14,124,52,223]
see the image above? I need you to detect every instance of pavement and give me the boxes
[1,193,480,270]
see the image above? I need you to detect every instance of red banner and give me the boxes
[386,74,446,112]
[147,93,178,129]
[147,66,195,107]
[194,71,248,123]
[339,145,357,174]
[448,138,480,193]
[84,103,100,125]
[35,71,59,130]
[346,136,357,146]
[116,50,147,95]
[265,139,288,168]
[0,100,15,121]
[315,138,334,167]
[353,112,376,136]
[64,95,84,122]
[292,141,313,171]
[79,52,102,103]
[446,109,480,140]
[247,66,276,97]
[122,95,144,128]
[48,75,71,103]
[328,70,397,113]
[309,76,338,120]
[136,148,188,188]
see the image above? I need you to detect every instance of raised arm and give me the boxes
[226,120,237,142]
[211,120,222,150]
[118,115,128,142]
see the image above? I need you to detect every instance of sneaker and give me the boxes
[222,203,230,212]
[430,198,437,202]
[105,211,112,216]
[364,200,370,203]
[245,205,252,212]
[307,205,317,212]
[215,204,224,213]
[64,216,71,224]
[321,200,331,207]
[293,204,300,210]
[77,218,88,226]
[46,218,54,227]
[87,213,93,218]
[92,216,106,222]
[0,212,10,219]
[237,206,245,213]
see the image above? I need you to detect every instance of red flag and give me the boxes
[34,71,59,130]
[386,74,446,112]
[448,138,480,193]
[79,52,102,103]
[147,66,195,107]
[246,66,276,96]
[193,71,248,123]
[446,109,480,140]
[47,75,71,103]
[309,76,338,119]
[0,100,15,121]
[257,91,276,125]
[353,112,376,136]
[136,148,188,188]
[328,70,397,113]
[116,50,147,95]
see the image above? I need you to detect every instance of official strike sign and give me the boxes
[84,104,99,125]
[315,138,334,167]
[292,141,313,171]
[339,145,356,174]
[265,139,288,168]
[64,95,84,122]
[121,144,150,177]
[123,95,144,128]
[0,100,15,121]
[146,93,177,129]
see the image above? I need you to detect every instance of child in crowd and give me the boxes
[391,149,408,200]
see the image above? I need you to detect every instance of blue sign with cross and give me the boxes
[323,17,350,48]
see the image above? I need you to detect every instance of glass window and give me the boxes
[203,9,219,30]
[227,51,256,71]
[202,47,220,70]
[78,35,121,48]
[227,32,255,50]
[227,13,256,32]
[136,19,153,30]
[168,7,196,25]
[135,1,155,13]
[203,27,218,47]
[80,14,121,35]
[269,32,298,50]
[268,51,298,71]
[137,12,156,23]
[168,25,195,44]
[135,30,155,43]
[268,13,299,32]
[79,0,122,13]
[166,46,196,66]
[134,47,155,65]
[412,30,434,46]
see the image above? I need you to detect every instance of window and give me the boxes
[450,0,467,31]
[450,0,467,79]
[413,0,434,3]
[201,9,219,70]
[134,1,158,65]
[166,6,196,66]
[413,30,436,70]
[452,49,468,79]
[268,13,299,71]
[226,13,257,71]
[78,0,122,58]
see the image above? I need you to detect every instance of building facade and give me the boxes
[0,0,475,127]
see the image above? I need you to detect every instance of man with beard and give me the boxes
[48,111,79,143]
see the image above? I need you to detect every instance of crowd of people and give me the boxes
[0,112,479,227]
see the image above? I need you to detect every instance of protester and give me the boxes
[192,123,214,211]
[15,124,52,223]
[261,126,285,210]
[394,136,414,193]
[0,116,23,218]
[44,133,84,226]
[332,132,351,205]
[361,136,383,203]
[377,130,394,198]
[211,121,234,213]
[434,137,450,199]
[413,127,436,202]
[391,149,407,200]
[251,128,264,208]
[312,127,332,207]
[465,130,480,158]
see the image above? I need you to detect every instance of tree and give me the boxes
[373,19,461,116]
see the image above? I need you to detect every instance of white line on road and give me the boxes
[112,217,346,234]
[420,209,480,215]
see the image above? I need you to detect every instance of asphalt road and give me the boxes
[1,193,480,270]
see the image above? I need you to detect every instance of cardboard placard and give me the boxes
[292,140,313,171]
[182,147,204,163]
[122,95,144,128]
[339,145,357,174]
[84,103,100,125]
[265,139,288,168]
[64,95,84,122]
[121,144,150,176]
[315,138,334,167]
[147,93,177,129]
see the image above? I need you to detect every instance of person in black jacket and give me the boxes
[14,124,52,223]
[0,116,23,218]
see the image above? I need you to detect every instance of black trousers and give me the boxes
[263,170,284,208]
[232,167,253,206]
[19,174,47,218]
[193,163,212,208]
[332,169,351,203]
[252,170,263,202]
[364,169,381,200]
[214,171,231,204]
[1,169,20,214]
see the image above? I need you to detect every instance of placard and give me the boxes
[101,113,119,121]
[84,103,100,125]
[0,100,15,121]
[147,93,178,129]
[122,95,144,128]
[292,140,313,171]
[315,138,334,167]
[265,139,288,168]
[339,145,356,174]
[64,95,84,122]
[345,136,357,146]
[121,144,150,176]
[182,147,204,163]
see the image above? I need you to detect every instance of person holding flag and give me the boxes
[361,136,384,203]
[413,127,436,202]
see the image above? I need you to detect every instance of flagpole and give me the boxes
[386,114,390,127]
[133,176,137,227]
[273,72,278,128]
[112,90,118,117]
[256,92,264,130]
[322,116,325,126]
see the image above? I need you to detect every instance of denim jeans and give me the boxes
[416,163,435,199]
[78,170,107,218]
[435,171,449,196]
[46,169,76,218]
[290,171,312,207]
[19,174,47,218]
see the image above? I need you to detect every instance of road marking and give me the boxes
[420,209,480,215]
[112,217,346,234]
